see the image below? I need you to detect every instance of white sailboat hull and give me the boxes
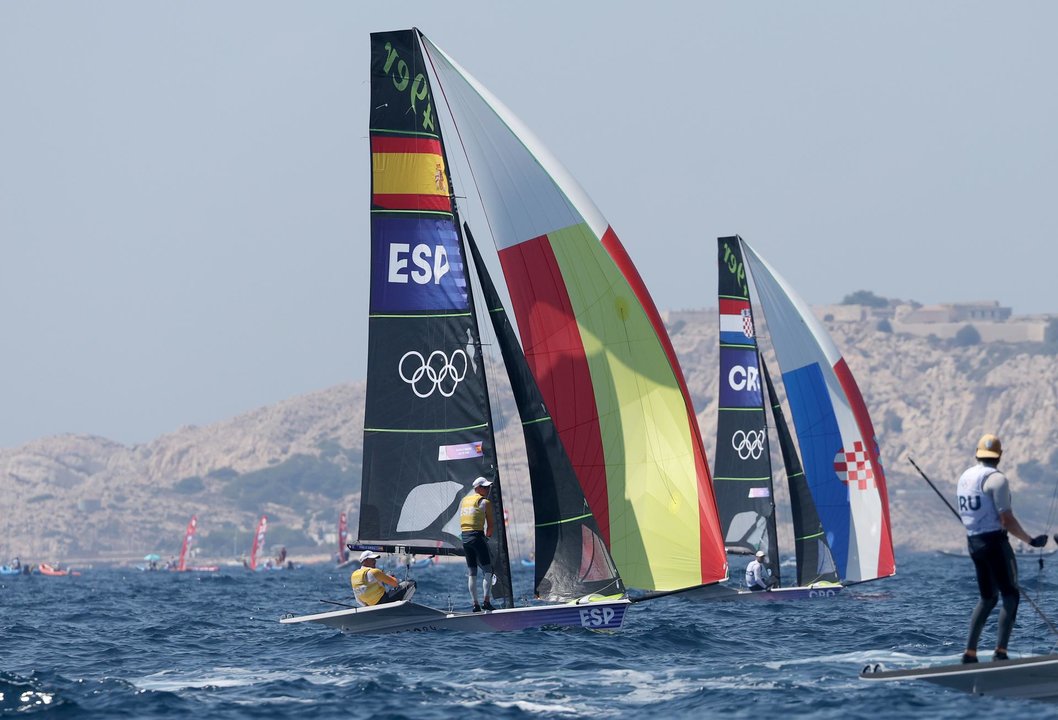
[679,583,845,602]
[279,598,630,634]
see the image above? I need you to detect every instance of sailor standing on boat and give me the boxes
[460,477,496,612]
[957,433,1047,663]
[745,550,775,591]
[350,551,415,607]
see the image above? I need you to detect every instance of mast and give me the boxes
[417,29,513,608]
[714,237,780,581]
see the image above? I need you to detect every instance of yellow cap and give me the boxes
[975,433,1002,459]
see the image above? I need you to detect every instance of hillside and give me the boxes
[3,313,1058,564]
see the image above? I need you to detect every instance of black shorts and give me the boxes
[461,531,493,574]
[967,530,1019,599]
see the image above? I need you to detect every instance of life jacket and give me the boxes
[957,464,1002,536]
[459,493,489,532]
[350,566,385,606]
[744,559,769,589]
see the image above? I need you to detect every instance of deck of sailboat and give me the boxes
[679,583,845,602]
[280,597,630,634]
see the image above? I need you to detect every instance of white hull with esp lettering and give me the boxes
[280,597,629,634]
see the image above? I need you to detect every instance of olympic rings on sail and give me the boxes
[731,429,766,460]
[399,349,469,398]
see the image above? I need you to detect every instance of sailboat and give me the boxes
[245,515,270,571]
[170,515,219,573]
[335,512,354,568]
[282,27,727,634]
[696,236,895,600]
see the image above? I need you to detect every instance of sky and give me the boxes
[2,2,1056,449]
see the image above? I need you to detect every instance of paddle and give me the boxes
[908,455,1058,639]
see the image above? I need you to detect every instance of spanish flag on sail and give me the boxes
[371,135,451,212]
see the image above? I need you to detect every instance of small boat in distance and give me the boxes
[336,512,354,568]
[1,558,28,575]
[37,563,80,577]
[171,516,219,573]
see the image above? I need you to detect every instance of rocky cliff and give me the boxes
[3,314,1057,564]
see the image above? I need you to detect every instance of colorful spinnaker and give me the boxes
[420,33,726,592]
[738,237,895,583]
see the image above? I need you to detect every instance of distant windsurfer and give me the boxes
[350,551,415,607]
[745,550,776,591]
[460,477,496,612]
[957,433,1047,663]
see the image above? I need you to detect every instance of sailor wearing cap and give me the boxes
[957,433,1047,663]
[350,550,415,607]
[459,477,496,612]
[745,549,775,592]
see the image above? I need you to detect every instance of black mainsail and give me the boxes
[359,29,513,604]
[715,237,781,579]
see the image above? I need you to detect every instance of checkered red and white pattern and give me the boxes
[834,441,874,490]
[741,308,754,338]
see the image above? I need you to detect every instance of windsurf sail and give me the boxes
[419,30,726,592]
[466,224,624,601]
[250,515,267,571]
[337,512,349,564]
[739,237,895,582]
[177,515,197,572]
[360,30,513,604]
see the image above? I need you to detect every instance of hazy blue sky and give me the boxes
[2,3,1056,449]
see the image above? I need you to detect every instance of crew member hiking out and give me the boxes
[460,477,495,612]
[350,550,415,607]
[957,433,1047,663]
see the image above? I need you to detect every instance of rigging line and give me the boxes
[419,36,502,263]
[907,454,1058,639]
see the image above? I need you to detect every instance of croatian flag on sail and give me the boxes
[719,298,755,345]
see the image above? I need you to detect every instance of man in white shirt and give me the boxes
[957,433,1047,663]
[745,550,775,592]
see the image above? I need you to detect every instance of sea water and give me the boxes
[3,552,1058,718]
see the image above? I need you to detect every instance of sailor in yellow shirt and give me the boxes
[460,477,495,612]
[350,550,415,607]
